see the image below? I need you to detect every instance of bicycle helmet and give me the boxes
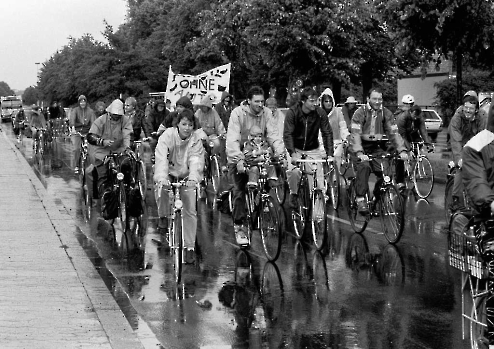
[401,94,415,104]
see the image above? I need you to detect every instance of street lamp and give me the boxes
[35,62,40,82]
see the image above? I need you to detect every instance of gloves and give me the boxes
[357,153,369,162]
[236,160,245,173]
[399,152,408,161]
[458,158,463,168]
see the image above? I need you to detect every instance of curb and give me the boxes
[0,128,146,349]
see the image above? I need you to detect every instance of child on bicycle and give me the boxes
[243,125,275,187]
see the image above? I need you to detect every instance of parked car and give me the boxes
[421,109,443,141]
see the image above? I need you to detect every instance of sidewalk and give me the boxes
[0,129,144,348]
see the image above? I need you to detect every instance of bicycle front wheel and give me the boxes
[327,167,340,210]
[260,196,281,262]
[413,157,434,198]
[292,176,310,239]
[380,184,405,244]
[273,168,286,205]
[311,188,327,250]
[210,156,221,194]
[346,180,368,234]
[118,182,128,233]
[172,211,183,283]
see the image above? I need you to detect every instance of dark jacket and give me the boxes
[449,106,487,164]
[214,91,234,130]
[283,102,333,156]
[127,109,145,141]
[162,96,194,128]
[395,110,431,148]
[144,103,169,136]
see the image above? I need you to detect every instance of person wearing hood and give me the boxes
[29,105,47,146]
[449,90,487,212]
[69,95,97,174]
[319,88,350,171]
[153,108,205,263]
[226,86,285,246]
[341,96,358,129]
[86,99,133,200]
[215,91,235,130]
[143,99,170,159]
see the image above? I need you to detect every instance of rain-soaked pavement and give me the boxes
[2,122,470,349]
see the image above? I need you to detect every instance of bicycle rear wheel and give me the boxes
[311,188,327,250]
[260,196,281,262]
[172,212,183,283]
[210,156,221,194]
[346,179,369,234]
[413,157,434,198]
[380,184,405,244]
[292,176,310,239]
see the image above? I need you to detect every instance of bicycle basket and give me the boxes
[448,214,488,279]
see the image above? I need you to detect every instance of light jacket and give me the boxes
[88,114,132,163]
[195,108,226,137]
[154,127,204,183]
[350,104,406,155]
[69,106,96,134]
[319,88,350,142]
[226,102,284,163]
[449,106,487,164]
[462,129,494,216]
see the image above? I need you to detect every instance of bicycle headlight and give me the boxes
[384,175,390,182]
[116,172,125,181]
[208,141,215,148]
[175,199,183,209]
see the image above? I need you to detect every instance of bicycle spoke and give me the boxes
[413,157,434,198]
[311,189,326,250]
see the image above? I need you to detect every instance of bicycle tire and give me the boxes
[118,182,128,233]
[260,196,281,262]
[380,184,405,244]
[413,157,434,198]
[346,179,369,234]
[261,262,284,324]
[444,177,454,225]
[311,188,327,250]
[327,167,340,210]
[470,293,489,349]
[210,156,221,194]
[137,160,147,202]
[172,211,183,283]
[292,175,310,239]
[273,168,286,205]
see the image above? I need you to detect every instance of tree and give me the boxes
[22,86,39,105]
[0,82,15,97]
[380,0,494,105]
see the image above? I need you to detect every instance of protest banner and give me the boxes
[165,63,231,106]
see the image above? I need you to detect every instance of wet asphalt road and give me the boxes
[1,121,470,349]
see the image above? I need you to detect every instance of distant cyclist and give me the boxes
[69,95,96,174]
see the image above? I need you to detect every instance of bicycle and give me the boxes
[71,132,90,206]
[346,153,406,244]
[324,155,341,210]
[132,138,149,200]
[445,161,473,224]
[448,212,494,348]
[394,141,434,199]
[157,176,197,283]
[202,134,225,195]
[291,156,332,250]
[239,155,282,262]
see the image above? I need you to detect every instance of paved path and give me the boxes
[0,129,145,349]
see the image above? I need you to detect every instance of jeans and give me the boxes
[352,146,387,199]
[286,149,326,195]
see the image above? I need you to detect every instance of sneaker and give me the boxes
[234,224,249,246]
[356,196,369,215]
[221,165,228,173]
[74,167,80,174]
[289,193,299,209]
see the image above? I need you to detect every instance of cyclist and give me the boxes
[195,93,226,157]
[284,86,334,209]
[449,90,487,212]
[143,99,169,160]
[319,88,349,172]
[350,87,407,214]
[226,85,285,245]
[29,105,47,144]
[124,97,145,143]
[215,91,235,130]
[341,96,358,130]
[13,108,26,142]
[70,95,96,174]
[395,104,433,188]
[86,99,132,202]
[154,108,205,263]
[94,101,106,117]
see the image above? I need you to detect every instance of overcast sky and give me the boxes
[0,0,127,91]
